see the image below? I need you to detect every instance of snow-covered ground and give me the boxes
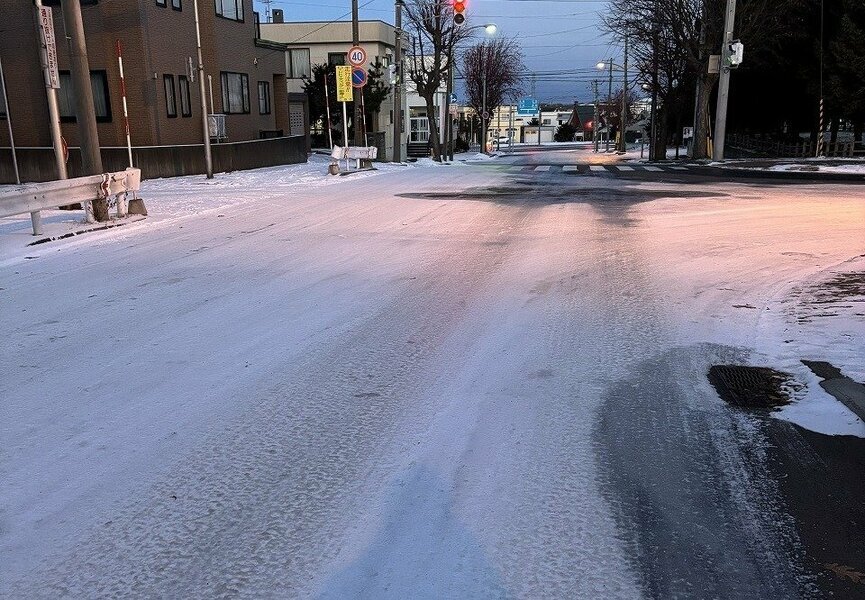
[1,160,864,597]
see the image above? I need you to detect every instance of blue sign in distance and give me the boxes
[351,67,367,88]
[517,97,539,115]
[450,93,458,103]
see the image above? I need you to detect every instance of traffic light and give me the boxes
[728,40,744,68]
[453,0,466,25]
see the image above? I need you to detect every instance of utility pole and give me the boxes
[443,37,454,162]
[620,34,628,153]
[650,8,659,161]
[34,0,66,182]
[352,0,364,146]
[193,0,214,178]
[61,0,107,221]
[606,58,612,152]
[592,80,599,152]
[816,0,824,157]
[393,0,402,162]
[481,69,487,153]
[712,0,736,160]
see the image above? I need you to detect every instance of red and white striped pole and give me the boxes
[115,39,133,168]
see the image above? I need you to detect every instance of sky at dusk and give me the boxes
[253,0,620,103]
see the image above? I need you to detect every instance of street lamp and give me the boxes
[446,22,497,157]
[596,46,629,154]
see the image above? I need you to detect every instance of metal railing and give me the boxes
[0,168,141,235]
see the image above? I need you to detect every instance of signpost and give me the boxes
[336,65,352,165]
[517,97,538,116]
[37,6,60,89]
[351,67,367,88]
[347,45,367,67]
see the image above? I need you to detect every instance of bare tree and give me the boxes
[403,0,472,161]
[462,38,524,145]
[604,0,774,158]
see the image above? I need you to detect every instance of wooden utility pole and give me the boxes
[61,0,108,221]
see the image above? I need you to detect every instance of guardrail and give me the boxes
[0,168,141,236]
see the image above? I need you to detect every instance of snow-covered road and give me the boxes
[2,160,863,598]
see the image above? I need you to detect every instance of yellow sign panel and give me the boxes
[335,65,353,102]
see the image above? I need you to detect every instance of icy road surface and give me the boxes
[2,161,864,598]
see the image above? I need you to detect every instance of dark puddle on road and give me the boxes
[396,184,729,205]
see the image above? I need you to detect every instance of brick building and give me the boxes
[0,0,308,182]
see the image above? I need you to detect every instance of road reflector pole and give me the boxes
[115,39,134,217]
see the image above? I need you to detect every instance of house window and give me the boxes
[215,0,243,21]
[163,75,177,117]
[156,0,166,5]
[328,53,346,67]
[221,71,249,114]
[172,0,182,9]
[258,81,271,115]
[58,70,112,123]
[288,49,311,79]
[179,75,192,117]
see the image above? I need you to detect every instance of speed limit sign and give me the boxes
[347,45,367,67]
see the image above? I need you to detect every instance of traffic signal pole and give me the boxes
[712,0,737,160]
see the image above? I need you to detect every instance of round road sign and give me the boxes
[351,67,367,88]
[481,110,490,120]
[347,46,367,67]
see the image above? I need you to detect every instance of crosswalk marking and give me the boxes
[498,163,695,175]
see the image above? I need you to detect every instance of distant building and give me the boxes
[261,19,451,160]
[0,0,308,183]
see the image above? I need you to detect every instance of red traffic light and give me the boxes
[453,0,466,24]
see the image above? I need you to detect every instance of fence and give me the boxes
[727,134,865,158]
[0,136,307,184]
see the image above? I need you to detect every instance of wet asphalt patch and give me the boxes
[707,365,795,409]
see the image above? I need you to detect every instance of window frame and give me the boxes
[178,75,192,117]
[171,0,182,10]
[215,0,244,22]
[156,0,167,6]
[57,70,112,123]
[163,74,177,118]
[327,52,346,67]
[288,48,311,79]
[258,81,271,115]
[220,71,250,114]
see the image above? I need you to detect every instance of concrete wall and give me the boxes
[0,135,307,183]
